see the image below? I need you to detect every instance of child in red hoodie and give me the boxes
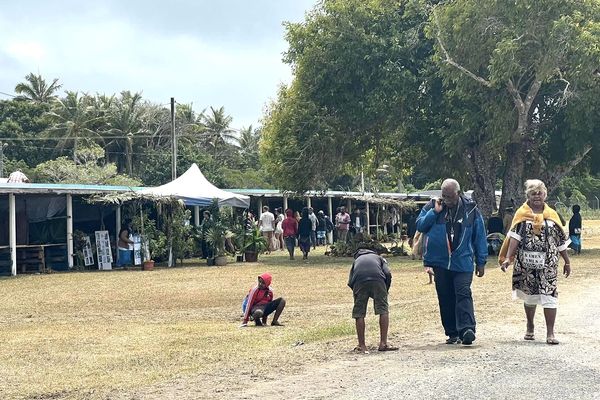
[240,272,286,327]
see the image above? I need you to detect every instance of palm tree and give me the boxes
[176,103,205,146]
[201,106,238,158]
[45,91,102,162]
[105,91,146,175]
[15,73,62,103]
[238,125,260,168]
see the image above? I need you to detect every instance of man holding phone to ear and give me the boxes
[416,179,488,345]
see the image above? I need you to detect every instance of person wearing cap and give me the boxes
[240,272,286,327]
[348,246,397,353]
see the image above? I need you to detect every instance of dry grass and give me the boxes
[1,224,599,399]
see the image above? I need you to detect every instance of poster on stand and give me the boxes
[83,236,94,266]
[95,230,113,270]
[133,235,142,265]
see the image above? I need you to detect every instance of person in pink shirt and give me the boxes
[336,206,351,243]
[281,209,299,260]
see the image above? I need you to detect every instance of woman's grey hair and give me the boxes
[441,178,460,193]
[524,179,547,197]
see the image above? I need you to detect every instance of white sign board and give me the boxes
[133,235,142,266]
[522,251,545,269]
[83,236,94,266]
[95,230,113,270]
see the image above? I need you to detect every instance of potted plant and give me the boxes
[141,235,154,271]
[205,222,232,266]
[236,226,268,262]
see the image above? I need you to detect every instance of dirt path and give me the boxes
[230,278,600,400]
[112,275,600,400]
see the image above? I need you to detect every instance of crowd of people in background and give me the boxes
[241,204,391,262]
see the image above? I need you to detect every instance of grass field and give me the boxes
[1,221,599,399]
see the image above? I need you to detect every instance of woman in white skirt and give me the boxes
[500,179,571,344]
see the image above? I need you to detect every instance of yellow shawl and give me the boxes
[497,202,563,265]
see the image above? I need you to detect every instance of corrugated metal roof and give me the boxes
[0,182,143,195]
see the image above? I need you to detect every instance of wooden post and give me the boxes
[383,205,388,235]
[116,206,122,239]
[283,195,288,211]
[140,202,145,236]
[194,205,200,226]
[116,205,121,264]
[346,198,352,212]
[327,196,333,220]
[67,194,74,269]
[307,196,312,208]
[258,197,263,218]
[366,201,370,237]
[376,205,380,240]
[9,193,16,276]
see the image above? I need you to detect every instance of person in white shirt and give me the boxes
[308,207,318,249]
[259,206,275,253]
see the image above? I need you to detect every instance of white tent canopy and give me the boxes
[138,163,250,208]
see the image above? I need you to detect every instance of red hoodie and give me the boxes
[243,272,273,323]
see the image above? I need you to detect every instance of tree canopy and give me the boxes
[260,0,600,216]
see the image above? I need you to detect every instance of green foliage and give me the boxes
[4,76,270,190]
[429,0,600,210]
[159,204,194,264]
[204,222,233,257]
[32,142,141,186]
[235,226,268,254]
[261,0,429,191]
[14,73,62,103]
[327,234,389,257]
[0,99,54,167]
[131,210,168,262]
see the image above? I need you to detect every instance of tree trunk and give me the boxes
[126,138,133,176]
[73,138,78,163]
[464,145,497,220]
[499,141,526,216]
[500,79,542,217]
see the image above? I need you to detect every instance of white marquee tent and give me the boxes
[138,163,250,208]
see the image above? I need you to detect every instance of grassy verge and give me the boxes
[0,228,598,399]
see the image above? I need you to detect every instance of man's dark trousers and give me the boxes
[433,267,476,339]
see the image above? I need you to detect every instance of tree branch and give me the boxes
[555,69,573,107]
[543,144,593,193]
[433,9,492,88]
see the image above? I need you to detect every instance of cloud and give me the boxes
[0,1,317,127]
[5,40,47,64]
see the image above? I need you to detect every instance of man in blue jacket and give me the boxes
[416,179,487,345]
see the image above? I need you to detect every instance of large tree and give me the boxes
[429,0,600,212]
[261,0,429,191]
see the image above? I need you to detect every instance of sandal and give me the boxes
[378,344,399,352]
[352,346,369,354]
[524,332,535,341]
[546,337,560,345]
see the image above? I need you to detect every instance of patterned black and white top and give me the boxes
[508,220,570,308]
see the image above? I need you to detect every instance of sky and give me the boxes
[0,0,318,129]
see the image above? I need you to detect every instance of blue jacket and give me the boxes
[416,196,487,272]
